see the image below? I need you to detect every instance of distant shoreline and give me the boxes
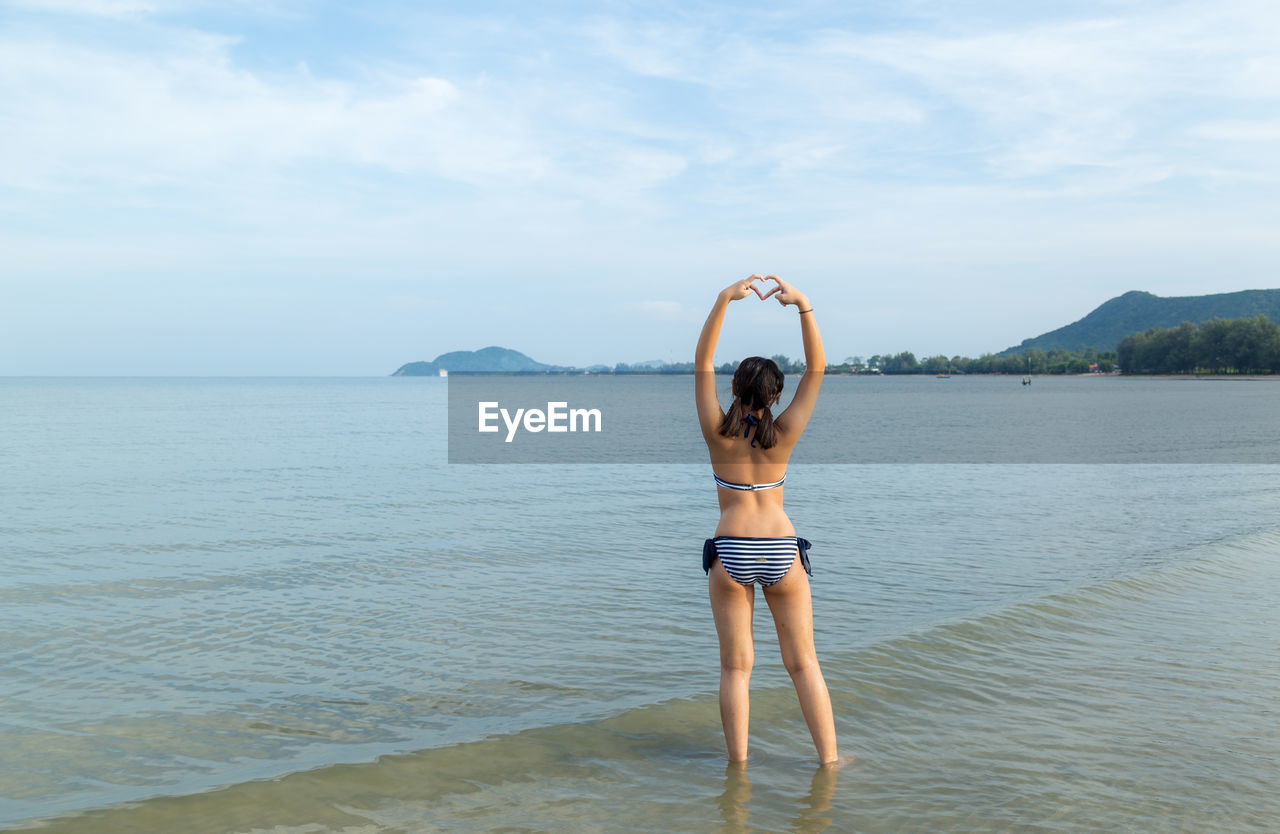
[424,370,1280,379]
[1107,373,1280,381]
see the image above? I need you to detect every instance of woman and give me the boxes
[694,274,840,765]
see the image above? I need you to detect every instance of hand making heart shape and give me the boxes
[725,274,807,309]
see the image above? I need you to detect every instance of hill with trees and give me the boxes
[1001,289,1280,355]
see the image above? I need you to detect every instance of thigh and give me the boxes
[708,559,755,659]
[761,557,817,662]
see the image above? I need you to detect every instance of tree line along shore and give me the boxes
[647,315,1279,376]
[615,347,1116,376]
[1115,315,1280,374]
[397,313,1280,377]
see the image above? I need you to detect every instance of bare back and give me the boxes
[705,413,797,537]
[693,277,825,538]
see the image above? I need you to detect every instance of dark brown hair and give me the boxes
[718,356,784,449]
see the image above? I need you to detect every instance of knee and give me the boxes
[783,651,818,679]
[720,650,753,676]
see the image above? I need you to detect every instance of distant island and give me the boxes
[393,346,566,376]
[394,289,1280,377]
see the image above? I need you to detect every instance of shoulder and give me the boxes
[766,424,801,451]
[703,430,735,453]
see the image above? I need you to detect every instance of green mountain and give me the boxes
[1001,289,1280,355]
[392,346,561,376]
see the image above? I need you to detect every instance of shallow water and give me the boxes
[2,377,1278,832]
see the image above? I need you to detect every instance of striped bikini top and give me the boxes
[714,412,785,490]
[714,472,786,491]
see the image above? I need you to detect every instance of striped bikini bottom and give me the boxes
[703,536,813,587]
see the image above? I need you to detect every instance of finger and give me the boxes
[751,284,767,300]
[758,284,781,300]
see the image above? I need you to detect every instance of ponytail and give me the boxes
[718,356,784,449]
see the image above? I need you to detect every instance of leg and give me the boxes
[708,558,755,762]
[716,761,752,828]
[762,556,839,764]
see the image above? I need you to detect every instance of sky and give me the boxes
[2,0,1279,374]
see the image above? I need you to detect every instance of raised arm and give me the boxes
[765,276,824,437]
[696,276,765,440]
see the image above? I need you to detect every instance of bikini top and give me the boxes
[714,473,786,491]
[713,413,786,490]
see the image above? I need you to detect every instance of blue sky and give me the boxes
[3,0,1279,374]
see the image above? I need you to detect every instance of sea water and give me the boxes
[1,376,1277,832]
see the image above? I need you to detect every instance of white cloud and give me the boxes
[816,1,1280,181]
[1191,119,1280,141]
[0,34,554,191]
[582,18,696,79]
[4,0,159,15]
[2,0,290,18]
